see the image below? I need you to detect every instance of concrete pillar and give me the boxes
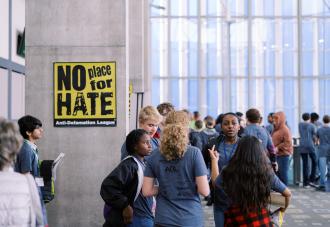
[26,1,129,226]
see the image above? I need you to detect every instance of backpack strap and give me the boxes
[122,155,144,202]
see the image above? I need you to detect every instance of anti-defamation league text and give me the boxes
[54,119,116,127]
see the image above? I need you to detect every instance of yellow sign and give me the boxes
[54,62,116,127]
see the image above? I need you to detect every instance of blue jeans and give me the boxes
[127,215,153,227]
[277,155,290,185]
[319,157,328,186]
[301,152,317,185]
[213,206,225,227]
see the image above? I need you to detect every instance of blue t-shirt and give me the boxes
[144,146,208,227]
[15,140,39,177]
[317,126,330,157]
[243,124,274,159]
[132,157,154,219]
[217,141,238,170]
[214,172,286,210]
[299,122,316,153]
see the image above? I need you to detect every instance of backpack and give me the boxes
[39,160,55,203]
[103,155,144,219]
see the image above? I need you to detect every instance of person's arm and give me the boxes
[142,177,158,196]
[100,163,134,210]
[208,145,220,184]
[195,175,209,196]
[271,173,291,212]
[281,188,291,212]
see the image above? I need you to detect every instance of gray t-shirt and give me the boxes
[299,122,316,153]
[317,126,330,157]
[144,146,208,227]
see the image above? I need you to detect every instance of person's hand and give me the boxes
[208,145,219,162]
[122,205,133,224]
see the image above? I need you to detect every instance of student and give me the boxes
[243,108,277,169]
[142,122,209,227]
[189,119,204,151]
[200,115,219,150]
[155,102,175,139]
[299,113,317,187]
[209,136,291,227]
[15,115,48,226]
[0,118,44,226]
[121,106,162,160]
[265,113,274,135]
[316,115,330,191]
[101,129,153,227]
[202,113,240,225]
[272,111,293,185]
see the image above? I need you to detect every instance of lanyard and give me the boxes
[223,142,237,162]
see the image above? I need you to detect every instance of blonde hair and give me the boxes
[164,110,190,127]
[138,106,162,124]
[160,124,189,161]
[0,119,23,170]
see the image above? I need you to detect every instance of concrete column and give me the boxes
[26,1,129,226]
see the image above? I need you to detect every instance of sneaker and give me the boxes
[309,182,319,188]
[303,185,311,189]
[316,185,326,192]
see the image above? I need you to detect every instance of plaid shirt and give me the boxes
[225,206,273,227]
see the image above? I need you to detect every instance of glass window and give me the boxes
[0,68,9,118]
[188,79,199,111]
[319,79,330,115]
[170,19,198,77]
[151,18,168,77]
[201,19,225,77]
[301,78,316,113]
[206,79,221,117]
[170,0,187,16]
[302,0,330,16]
[230,20,248,77]
[0,0,9,59]
[231,78,248,112]
[150,0,168,16]
[11,0,25,65]
[11,71,25,120]
[252,0,297,16]
[152,78,161,106]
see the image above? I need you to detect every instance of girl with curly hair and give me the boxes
[209,136,291,227]
[142,122,209,227]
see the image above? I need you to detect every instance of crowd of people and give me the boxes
[1,102,329,227]
[100,103,329,227]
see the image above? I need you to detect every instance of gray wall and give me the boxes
[26,0,131,226]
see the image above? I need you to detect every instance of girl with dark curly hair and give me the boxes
[209,136,291,227]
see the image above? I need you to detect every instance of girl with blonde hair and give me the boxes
[142,118,209,227]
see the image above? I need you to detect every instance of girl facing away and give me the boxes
[142,122,209,227]
[100,129,153,227]
[210,136,291,227]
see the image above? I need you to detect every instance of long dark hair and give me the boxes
[222,136,272,213]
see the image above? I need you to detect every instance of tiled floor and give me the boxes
[203,186,330,227]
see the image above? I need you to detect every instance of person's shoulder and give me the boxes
[0,170,27,183]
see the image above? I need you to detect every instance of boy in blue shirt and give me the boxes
[15,115,48,226]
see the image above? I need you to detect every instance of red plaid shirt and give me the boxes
[225,206,273,227]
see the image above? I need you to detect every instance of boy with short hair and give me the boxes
[15,115,48,226]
